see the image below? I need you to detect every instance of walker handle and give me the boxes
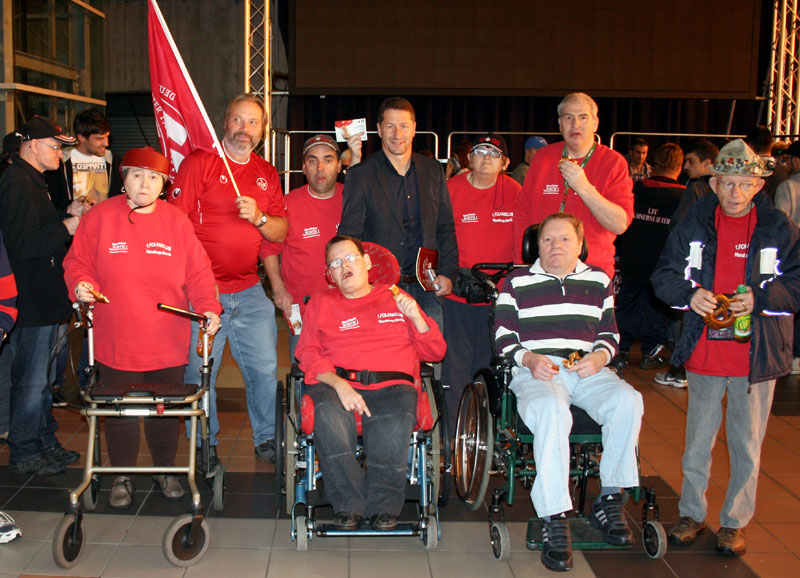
[157,303,208,324]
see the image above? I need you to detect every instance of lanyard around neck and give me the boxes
[559,142,596,211]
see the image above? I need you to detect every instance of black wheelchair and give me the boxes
[52,303,225,568]
[275,361,450,550]
[454,227,667,562]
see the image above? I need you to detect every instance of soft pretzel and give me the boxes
[88,286,109,304]
[389,284,400,297]
[704,293,738,329]
[562,351,583,368]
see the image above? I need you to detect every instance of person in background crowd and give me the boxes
[510,135,548,186]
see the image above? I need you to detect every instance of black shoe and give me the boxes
[208,445,221,470]
[541,515,573,572]
[370,513,398,531]
[333,513,363,530]
[589,493,633,547]
[9,455,66,476]
[611,351,629,370]
[255,439,276,464]
[41,443,80,465]
[640,344,667,370]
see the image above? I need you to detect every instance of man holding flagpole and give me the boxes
[169,94,287,465]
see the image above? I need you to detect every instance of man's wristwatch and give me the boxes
[256,213,268,227]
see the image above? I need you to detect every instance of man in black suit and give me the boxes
[338,97,458,327]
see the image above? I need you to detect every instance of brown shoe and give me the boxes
[668,516,707,545]
[716,527,746,555]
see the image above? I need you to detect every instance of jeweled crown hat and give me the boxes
[711,139,772,177]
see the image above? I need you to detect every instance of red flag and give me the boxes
[148,0,221,179]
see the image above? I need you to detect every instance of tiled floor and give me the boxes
[2,333,800,577]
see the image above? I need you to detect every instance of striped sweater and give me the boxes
[495,260,618,367]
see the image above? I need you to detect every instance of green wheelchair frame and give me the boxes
[453,261,667,562]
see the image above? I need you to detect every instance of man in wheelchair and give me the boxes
[295,235,446,532]
[495,213,643,572]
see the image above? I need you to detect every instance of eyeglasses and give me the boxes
[328,253,360,270]
[717,180,758,194]
[471,147,502,159]
[38,141,62,151]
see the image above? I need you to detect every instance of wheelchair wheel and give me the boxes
[274,381,285,503]
[162,514,210,567]
[52,514,85,568]
[284,380,298,515]
[454,376,493,510]
[295,515,309,551]
[490,521,510,561]
[212,463,225,512]
[423,516,438,551]
[643,520,668,559]
[428,376,450,508]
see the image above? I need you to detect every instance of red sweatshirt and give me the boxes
[63,195,221,371]
[296,283,446,390]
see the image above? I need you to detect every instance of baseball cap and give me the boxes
[471,133,508,156]
[120,147,170,178]
[16,116,77,145]
[302,134,340,157]
[524,136,548,150]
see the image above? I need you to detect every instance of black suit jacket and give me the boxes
[339,150,458,281]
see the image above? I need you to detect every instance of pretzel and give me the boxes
[88,287,109,304]
[389,284,400,297]
[562,351,582,368]
[703,293,738,329]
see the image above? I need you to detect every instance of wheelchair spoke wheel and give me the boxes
[52,514,85,568]
[212,463,225,512]
[428,374,450,508]
[644,520,668,559]
[274,381,285,505]
[284,377,298,515]
[490,521,510,561]
[455,378,494,510]
[162,514,210,567]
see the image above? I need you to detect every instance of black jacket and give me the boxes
[651,191,800,383]
[339,150,458,281]
[0,155,72,326]
[45,152,123,214]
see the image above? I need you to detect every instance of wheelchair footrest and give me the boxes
[317,522,421,537]
[526,517,627,551]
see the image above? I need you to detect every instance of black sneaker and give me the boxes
[255,439,276,464]
[611,351,630,370]
[370,513,398,531]
[640,344,667,370]
[9,455,66,476]
[541,515,572,572]
[333,513,363,530]
[41,443,80,465]
[208,445,221,470]
[589,493,633,547]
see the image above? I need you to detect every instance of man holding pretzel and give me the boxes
[169,93,287,465]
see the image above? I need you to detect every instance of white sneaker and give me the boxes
[654,371,687,388]
[791,358,800,375]
[0,511,21,543]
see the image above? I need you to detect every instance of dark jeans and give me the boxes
[96,363,184,467]
[307,383,417,518]
[0,324,60,462]
[441,299,492,437]
[616,283,672,354]
[794,314,800,358]
[399,281,443,332]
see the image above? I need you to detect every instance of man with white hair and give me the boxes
[652,139,800,556]
[514,92,633,277]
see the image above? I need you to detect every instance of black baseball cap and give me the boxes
[471,133,508,156]
[16,116,77,145]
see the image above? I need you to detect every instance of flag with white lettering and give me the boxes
[148,0,221,178]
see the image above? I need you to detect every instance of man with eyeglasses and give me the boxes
[514,92,633,277]
[651,139,800,557]
[0,116,86,475]
[295,235,446,531]
[442,133,520,435]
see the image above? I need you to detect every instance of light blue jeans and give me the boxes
[185,282,278,447]
[679,372,775,528]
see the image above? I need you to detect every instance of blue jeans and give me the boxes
[307,383,417,517]
[399,281,443,331]
[185,282,278,447]
[0,324,60,462]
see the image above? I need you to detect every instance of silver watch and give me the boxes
[256,213,268,227]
